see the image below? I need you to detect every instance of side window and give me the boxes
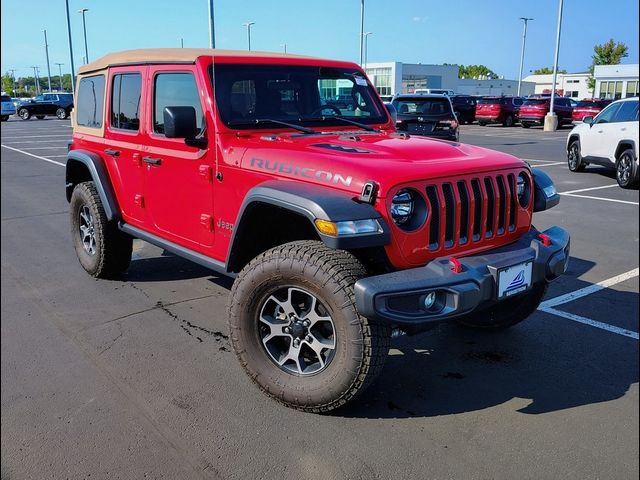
[111,73,142,131]
[76,75,105,128]
[612,101,639,123]
[595,102,621,124]
[153,72,203,134]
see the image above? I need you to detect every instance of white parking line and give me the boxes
[541,268,639,308]
[538,306,639,340]
[1,140,72,144]
[561,193,639,206]
[3,134,71,139]
[529,161,566,167]
[559,184,619,195]
[5,146,68,150]
[1,144,66,166]
[538,268,639,339]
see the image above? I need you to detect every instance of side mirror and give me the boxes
[163,106,198,139]
[583,116,594,126]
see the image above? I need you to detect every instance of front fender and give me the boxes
[66,149,121,221]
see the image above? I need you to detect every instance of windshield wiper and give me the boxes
[299,116,378,132]
[227,118,316,134]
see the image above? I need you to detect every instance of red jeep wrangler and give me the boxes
[66,49,569,412]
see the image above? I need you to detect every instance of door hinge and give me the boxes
[199,165,213,183]
[134,194,145,208]
[200,214,214,231]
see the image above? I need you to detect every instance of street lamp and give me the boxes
[544,0,564,131]
[31,66,41,95]
[280,43,287,54]
[359,0,365,66]
[8,69,17,95]
[78,8,89,64]
[207,0,215,48]
[64,0,76,94]
[363,32,373,70]
[55,63,65,91]
[242,22,255,51]
[44,30,52,92]
[517,17,533,96]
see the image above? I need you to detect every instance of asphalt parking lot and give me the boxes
[1,117,638,479]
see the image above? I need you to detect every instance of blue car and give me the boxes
[1,94,16,121]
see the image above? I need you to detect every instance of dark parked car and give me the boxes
[17,92,74,120]
[450,95,477,124]
[571,98,612,123]
[518,96,573,128]
[392,94,459,140]
[475,96,523,127]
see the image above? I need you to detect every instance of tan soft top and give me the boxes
[77,48,318,75]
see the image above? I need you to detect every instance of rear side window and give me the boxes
[612,101,639,123]
[76,75,105,128]
[153,72,203,134]
[111,73,142,131]
[1,95,10,102]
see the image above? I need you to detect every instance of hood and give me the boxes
[229,130,527,197]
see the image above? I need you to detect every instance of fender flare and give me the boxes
[615,139,637,159]
[66,149,121,221]
[226,180,390,269]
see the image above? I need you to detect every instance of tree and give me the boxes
[587,39,629,92]
[458,64,498,79]
[2,73,14,95]
[532,67,567,75]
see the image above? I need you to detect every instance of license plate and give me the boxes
[408,123,433,133]
[497,261,533,298]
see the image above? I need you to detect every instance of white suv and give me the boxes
[567,97,639,188]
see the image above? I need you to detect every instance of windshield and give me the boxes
[212,64,388,129]
[392,97,451,115]
[523,99,549,106]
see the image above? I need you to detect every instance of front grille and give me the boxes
[425,173,518,252]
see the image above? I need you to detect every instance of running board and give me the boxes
[119,223,234,278]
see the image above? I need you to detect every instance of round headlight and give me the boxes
[391,189,414,225]
[517,173,530,207]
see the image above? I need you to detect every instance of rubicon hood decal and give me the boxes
[250,158,353,187]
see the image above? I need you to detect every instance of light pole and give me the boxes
[359,0,365,66]
[64,0,76,94]
[208,0,215,48]
[242,22,255,51]
[280,43,287,54]
[180,38,184,48]
[43,30,52,92]
[79,8,89,64]
[55,63,64,91]
[517,17,533,96]
[544,0,564,131]
[31,66,41,95]
[363,32,373,71]
[8,69,17,95]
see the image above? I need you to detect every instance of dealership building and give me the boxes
[522,72,592,98]
[364,62,459,96]
[593,64,639,99]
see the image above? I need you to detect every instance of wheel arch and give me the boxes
[615,139,637,160]
[226,181,390,273]
[66,149,121,222]
[567,133,580,151]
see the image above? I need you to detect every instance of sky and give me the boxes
[1,0,638,82]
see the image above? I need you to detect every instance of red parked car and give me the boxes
[571,98,612,123]
[475,96,524,127]
[519,96,574,128]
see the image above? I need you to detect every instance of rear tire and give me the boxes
[228,240,391,413]
[478,121,487,126]
[456,283,548,330]
[18,108,30,120]
[0,115,8,122]
[616,149,639,189]
[567,139,586,172]
[70,182,132,278]
[503,114,514,127]
[521,123,531,128]
[56,108,67,119]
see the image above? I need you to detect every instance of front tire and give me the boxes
[228,240,391,413]
[568,139,586,172]
[478,121,487,126]
[456,283,548,330]
[616,149,639,189]
[18,108,30,120]
[70,182,132,278]
[503,114,514,127]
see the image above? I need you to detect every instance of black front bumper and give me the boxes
[354,226,570,326]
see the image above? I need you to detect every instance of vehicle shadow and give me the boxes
[339,256,639,419]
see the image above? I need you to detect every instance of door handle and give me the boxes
[104,149,120,157]
[621,127,627,131]
[143,156,162,166]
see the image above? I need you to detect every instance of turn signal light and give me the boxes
[314,219,339,236]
